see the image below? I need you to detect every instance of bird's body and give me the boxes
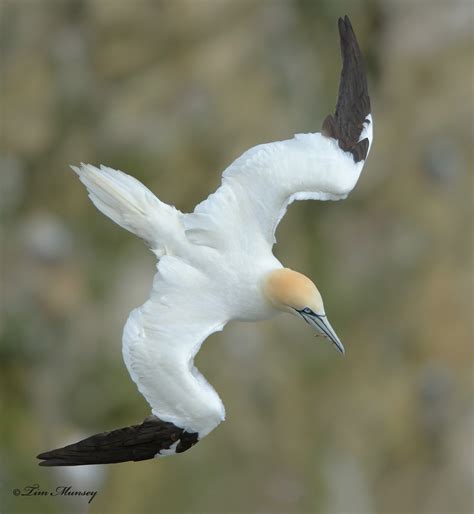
[38,16,373,466]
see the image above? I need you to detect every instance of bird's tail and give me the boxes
[72,164,183,257]
[37,416,199,466]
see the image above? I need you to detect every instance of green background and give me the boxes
[1,1,472,513]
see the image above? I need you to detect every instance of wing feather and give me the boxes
[322,15,371,162]
[122,256,227,436]
[184,16,372,253]
[72,163,184,258]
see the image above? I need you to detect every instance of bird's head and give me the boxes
[264,268,344,354]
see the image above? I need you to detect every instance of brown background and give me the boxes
[1,1,472,513]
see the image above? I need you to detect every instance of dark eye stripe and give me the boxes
[295,308,326,319]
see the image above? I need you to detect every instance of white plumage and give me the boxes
[38,15,373,466]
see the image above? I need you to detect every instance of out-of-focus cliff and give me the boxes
[1,1,472,513]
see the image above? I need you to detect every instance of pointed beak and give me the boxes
[301,313,345,355]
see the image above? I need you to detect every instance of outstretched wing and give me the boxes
[123,255,227,437]
[183,16,372,254]
[38,256,227,466]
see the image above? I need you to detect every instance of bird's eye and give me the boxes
[303,307,312,314]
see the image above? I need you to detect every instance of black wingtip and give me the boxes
[38,458,69,467]
[37,451,65,466]
[338,15,354,35]
[338,15,348,29]
[322,16,371,163]
[337,15,351,42]
[36,416,199,466]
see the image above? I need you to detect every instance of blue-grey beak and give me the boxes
[300,312,345,355]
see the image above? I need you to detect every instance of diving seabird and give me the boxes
[38,16,372,466]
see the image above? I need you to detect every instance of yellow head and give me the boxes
[264,268,344,354]
[264,268,324,314]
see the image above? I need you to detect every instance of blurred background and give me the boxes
[1,1,472,513]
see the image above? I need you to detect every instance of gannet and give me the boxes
[38,16,372,466]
